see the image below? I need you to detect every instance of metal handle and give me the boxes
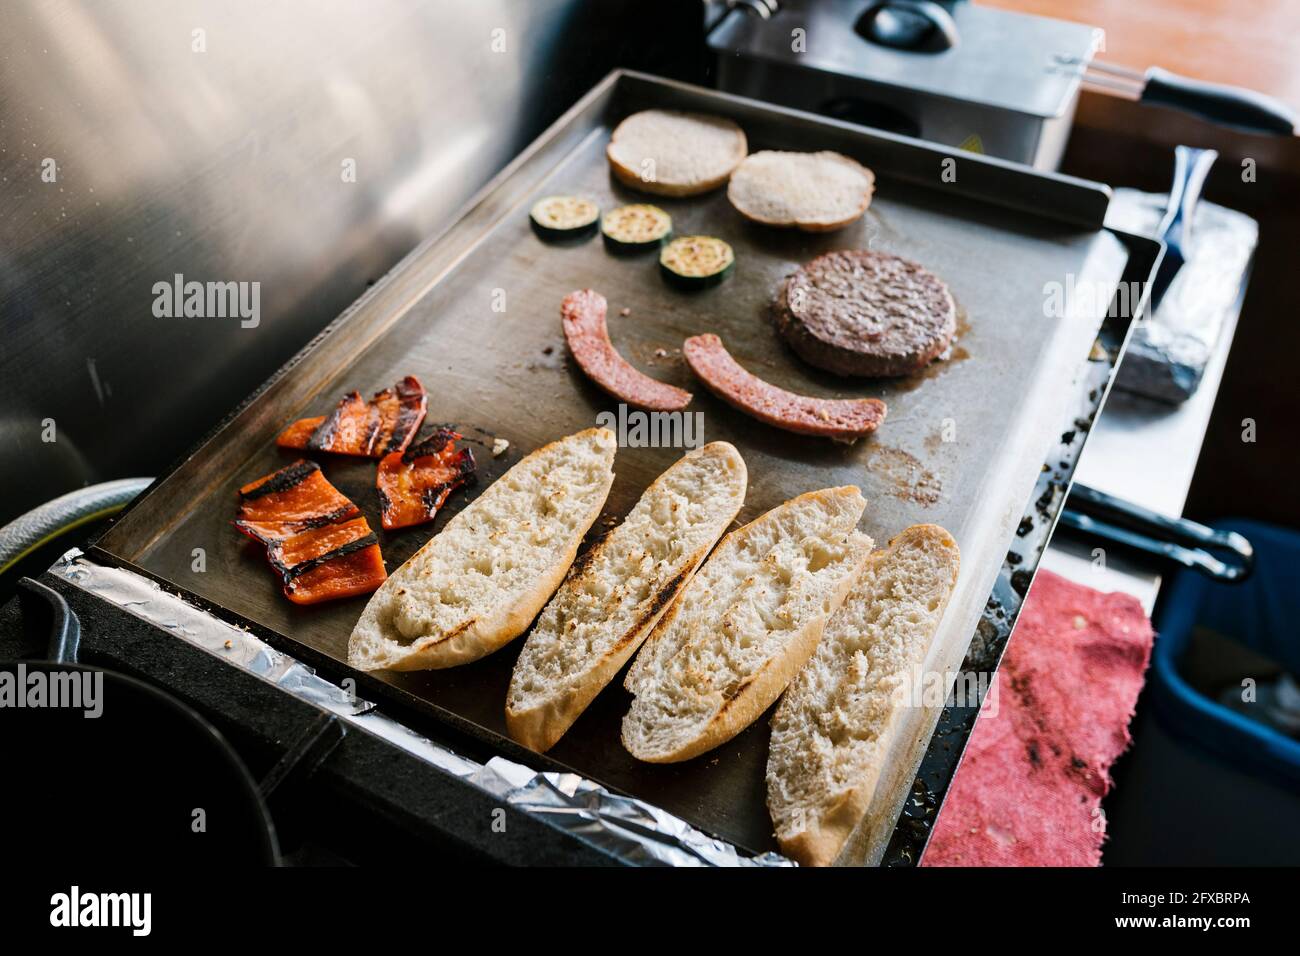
[17,577,82,663]
[1060,485,1254,582]
[1149,145,1218,309]
[1073,59,1297,136]
[1142,67,1297,136]
[1157,145,1216,247]
[727,0,779,18]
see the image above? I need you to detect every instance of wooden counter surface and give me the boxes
[982,0,1300,106]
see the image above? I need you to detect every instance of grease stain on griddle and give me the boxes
[923,425,954,455]
[883,304,970,394]
[626,341,684,368]
[524,342,567,372]
[865,445,942,506]
[950,306,972,358]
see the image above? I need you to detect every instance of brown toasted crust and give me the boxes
[626,616,831,764]
[505,549,704,752]
[776,785,866,867]
[774,251,956,378]
[623,580,688,693]
[505,442,747,751]
[350,427,615,672]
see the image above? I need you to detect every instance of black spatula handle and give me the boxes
[1142,67,1297,135]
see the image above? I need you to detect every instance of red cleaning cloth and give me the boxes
[922,569,1154,867]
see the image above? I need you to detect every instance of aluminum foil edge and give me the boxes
[52,549,792,867]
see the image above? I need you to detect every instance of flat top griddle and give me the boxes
[94,71,1137,859]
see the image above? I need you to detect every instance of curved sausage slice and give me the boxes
[683,333,886,440]
[561,289,692,412]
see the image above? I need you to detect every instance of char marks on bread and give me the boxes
[507,442,747,752]
[347,427,616,672]
[766,523,960,866]
[622,486,873,763]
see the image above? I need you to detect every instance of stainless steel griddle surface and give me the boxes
[95,72,1130,855]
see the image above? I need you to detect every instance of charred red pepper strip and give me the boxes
[376,428,476,530]
[269,516,373,572]
[287,545,388,605]
[368,376,428,456]
[234,460,387,604]
[307,391,373,455]
[276,375,427,458]
[234,460,360,543]
[275,415,325,451]
[273,518,384,604]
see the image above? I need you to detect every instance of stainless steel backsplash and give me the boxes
[0,0,703,520]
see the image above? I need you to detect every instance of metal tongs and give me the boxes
[1060,484,1254,582]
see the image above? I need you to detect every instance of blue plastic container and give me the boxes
[1151,519,1300,787]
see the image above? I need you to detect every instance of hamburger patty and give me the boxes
[774,250,956,377]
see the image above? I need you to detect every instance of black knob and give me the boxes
[855,1,959,53]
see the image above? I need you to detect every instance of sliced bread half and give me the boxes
[506,442,748,752]
[766,524,960,866]
[727,150,875,232]
[347,427,617,672]
[607,109,747,197]
[622,486,872,763]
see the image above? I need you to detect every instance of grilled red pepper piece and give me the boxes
[285,544,388,605]
[275,415,325,451]
[234,460,386,605]
[276,375,427,458]
[367,377,428,455]
[269,516,373,570]
[376,428,476,530]
[234,460,359,543]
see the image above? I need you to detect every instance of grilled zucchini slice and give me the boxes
[530,196,599,241]
[659,235,735,290]
[601,204,672,254]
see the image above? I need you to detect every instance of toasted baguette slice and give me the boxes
[607,109,747,197]
[621,486,872,764]
[727,150,875,232]
[766,524,960,866]
[506,443,748,752]
[347,428,616,672]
